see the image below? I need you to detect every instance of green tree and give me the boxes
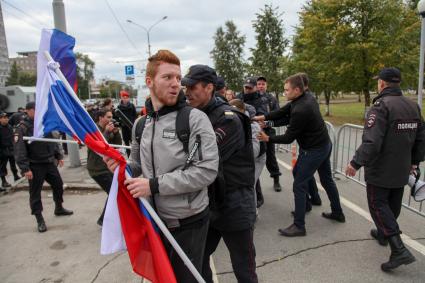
[5,62,37,86]
[292,0,420,111]
[19,72,36,86]
[5,62,19,86]
[249,4,289,93]
[210,21,246,91]
[76,52,95,99]
[290,0,341,115]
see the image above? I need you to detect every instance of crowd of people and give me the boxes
[1,48,424,282]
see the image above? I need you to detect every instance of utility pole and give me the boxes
[418,0,425,109]
[52,0,81,167]
[127,16,167,57]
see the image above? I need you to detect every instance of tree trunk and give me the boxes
[363,87,371,107]
[325,91,331,116]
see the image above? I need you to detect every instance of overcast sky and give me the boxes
[2,0,306,86]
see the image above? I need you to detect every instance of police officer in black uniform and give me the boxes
[214,76,227,102]
[0,111,20,190]
[14,102,73,233]
[239,77,283,191]
[183,65,258,283]
[346,68,425,272]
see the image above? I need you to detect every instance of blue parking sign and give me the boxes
[125,65,134,76]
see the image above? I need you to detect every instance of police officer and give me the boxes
[0,111,20,190]
[14,102,73,233]
[183,65,258,283]
[239,77,283,191]
[214,76,227,102]
[345,67,425,272]
[256,74,345,237]
[104,50,219,283]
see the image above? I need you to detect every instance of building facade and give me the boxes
[9,51,37,75]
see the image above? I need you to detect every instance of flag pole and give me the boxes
[139,197,206,283]
[43,51,206,283]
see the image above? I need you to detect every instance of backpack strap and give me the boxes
[175,106,193,154]
[135,106,193,154]
[134,115,147,144]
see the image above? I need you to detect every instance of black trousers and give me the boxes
[0,155,18,177]
[264,127,281,178]
[202,227,258,283]
[366,184,404,238]
[255,180,264,207]
[121,126,132,157]
[308,178,321,203]
[29,163,64,215]
[162,218,209,283]
[91,172,113,222]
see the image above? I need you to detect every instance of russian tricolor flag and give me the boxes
[33,29,176,283]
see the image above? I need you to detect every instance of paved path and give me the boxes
[0,149,424,283]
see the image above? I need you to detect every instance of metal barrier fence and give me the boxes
[275,121,336,171]
[275,122,424,217]
[333,124,424,217]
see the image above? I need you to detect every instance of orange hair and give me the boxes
[146,50,180,79]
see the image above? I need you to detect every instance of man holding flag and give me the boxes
[104,50,219,282]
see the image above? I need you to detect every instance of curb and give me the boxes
[10,183,102,192]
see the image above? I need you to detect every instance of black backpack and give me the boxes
[134,106,194,154]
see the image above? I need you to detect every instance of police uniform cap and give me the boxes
[243,77,257,88]
[181,65,217,87]
[373,67,401,83]
[0,111,7,117]
[216,76,226,91]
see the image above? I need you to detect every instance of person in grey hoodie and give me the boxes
[103,50,219,283]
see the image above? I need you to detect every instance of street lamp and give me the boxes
[127,16,168,57]
[417,0,425,109]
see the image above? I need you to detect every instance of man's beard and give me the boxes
[152,82,178,107]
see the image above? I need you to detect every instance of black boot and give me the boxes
[370,229,388,246]
[273,176,282,192]
[1,176,11,188]
[35,213,47,233]
[381,234,415,272]
[54,203,73,216]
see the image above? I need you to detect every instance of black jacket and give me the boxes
[0,123,14,157]
[351,87,425,188]
[118,101,137,125]
[202,97,256,231]
[239,91,269,116]
[265,92,330,150]
[87,123,122,177]
[14,117,63,174]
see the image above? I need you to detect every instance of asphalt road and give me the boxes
[0,150,424,283]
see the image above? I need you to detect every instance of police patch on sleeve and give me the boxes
[395,120,418,132]
[367,113,376,128]
[13,134,19,143]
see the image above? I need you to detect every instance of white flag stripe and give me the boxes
[101,165,126,254]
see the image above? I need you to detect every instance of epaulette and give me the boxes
[224,110,235,120]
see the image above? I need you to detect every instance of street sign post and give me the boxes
[125,65,135,85]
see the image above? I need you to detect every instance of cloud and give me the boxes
[2,0,306,84]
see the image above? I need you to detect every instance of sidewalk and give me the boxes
[10,146,101,192]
